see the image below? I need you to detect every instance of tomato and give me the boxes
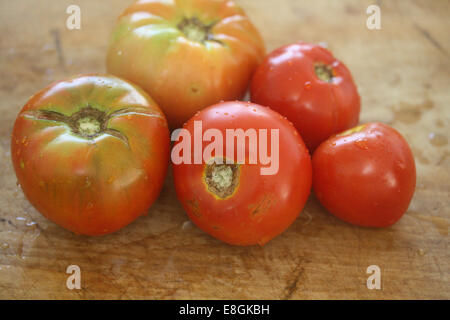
[250,41,361,151]
[11,74,170,235]
[172,101,312,246]
[312,122,416,227]
[106,0,265,129]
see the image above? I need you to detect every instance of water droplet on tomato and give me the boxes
[394,160,406,170]
[304,81,312,90]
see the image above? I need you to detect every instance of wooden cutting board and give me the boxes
[0,0,448,299]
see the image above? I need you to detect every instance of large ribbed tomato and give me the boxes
[172,101,312,246]
[106,0,265,129]
[11,74,170,235]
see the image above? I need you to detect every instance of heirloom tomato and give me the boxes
[11,74,170,235]
[312,123,416,227]
[172,101,312,246]
[250,42,360,151]
[106,0,266,129]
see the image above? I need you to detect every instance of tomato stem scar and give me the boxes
[204,161,240,199]
[21,105,161,145]
[314,62,334,82]
[69,107,107,137]
[77,117,101,136]
[177,17,222,45]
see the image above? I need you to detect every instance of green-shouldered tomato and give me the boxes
[11,74,170,235]
[107,0,265,128]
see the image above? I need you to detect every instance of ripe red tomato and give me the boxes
[312,123,416,227]
[172,101,312,246]
[106,0,265,129]
[11,74,170,235]
[250,41,361,151]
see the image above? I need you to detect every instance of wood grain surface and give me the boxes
[0,0,449,299]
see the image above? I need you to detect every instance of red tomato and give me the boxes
[106,0,265,129]
[11,74,170,235]
[312,123,416,227]
[250,41,360,151]
[172,101,312,246]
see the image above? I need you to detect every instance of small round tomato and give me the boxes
[11,74,170,235]
[172,101,312,246]
[106,0,265,129]
[250,41,360,151]
[312,122,416,227]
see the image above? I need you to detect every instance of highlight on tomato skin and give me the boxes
[106,0,266,129]
[250,41,361,152]
[171,101,312,246]
[10,74,170,236]
[312,122,416,228]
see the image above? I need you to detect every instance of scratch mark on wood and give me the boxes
[413,23,448,57]
[0,217,17,228]
[282,260,305,300]
[50,29,66,69]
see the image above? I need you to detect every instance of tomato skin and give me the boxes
[312,123,416,227]
[172,101,312,246]
[11,74,170,235]
[106,0,265,129]
[250,42,360,151]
